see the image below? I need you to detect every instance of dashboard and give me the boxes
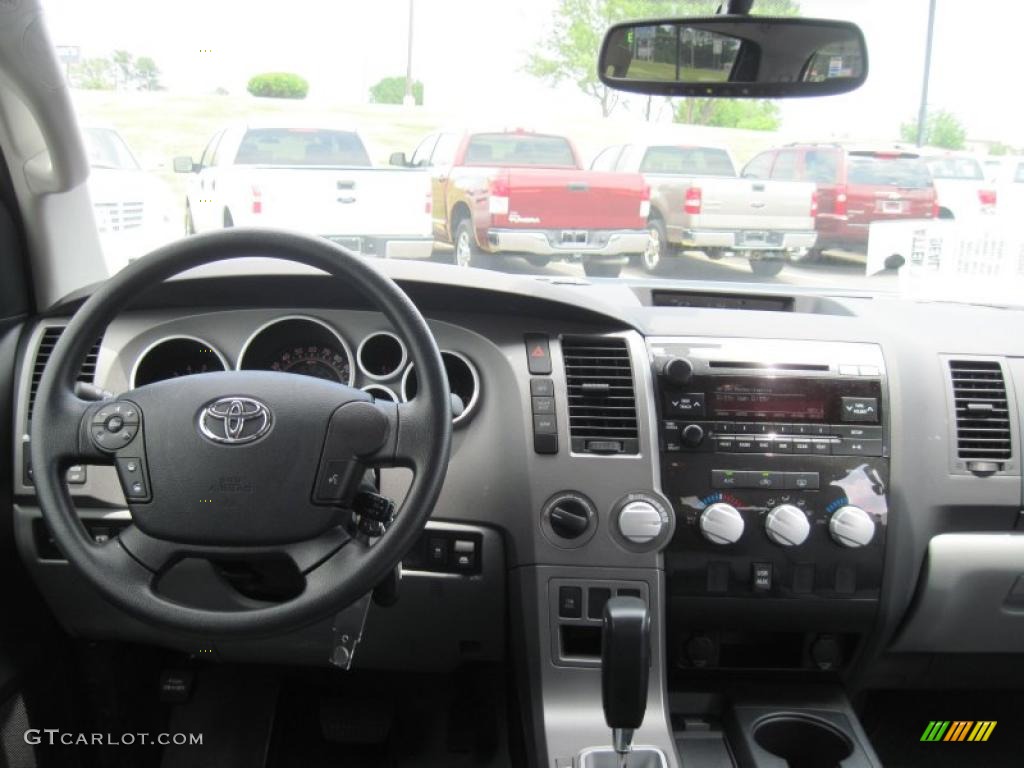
[9,261,1024,762]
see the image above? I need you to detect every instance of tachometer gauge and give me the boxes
[271,345,351,383]
[132,337,228,387]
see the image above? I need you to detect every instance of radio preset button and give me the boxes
[811,439,832,455]
[792,439,815,454]
[773,439,793,454]
[734,439,756,453]
[715,437,736,452]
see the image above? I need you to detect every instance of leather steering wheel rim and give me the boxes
[30,228,452,636]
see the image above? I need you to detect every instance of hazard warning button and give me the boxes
[525,334,552,375]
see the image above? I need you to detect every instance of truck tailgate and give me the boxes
[689,178,817,232]
[502,169,645,230]
[242,167,431,237]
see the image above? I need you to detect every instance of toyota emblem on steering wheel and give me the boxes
[198,397,273,445]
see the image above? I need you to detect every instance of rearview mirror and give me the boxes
[389,151,409,167]
[172,155,196,173]
[599,16,867,98]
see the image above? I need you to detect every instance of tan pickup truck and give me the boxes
[592,142,819,277]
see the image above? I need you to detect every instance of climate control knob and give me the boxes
[618,500,665,544]
[829,505,876,548]
[700,502,745,545]
[765,504,811,547]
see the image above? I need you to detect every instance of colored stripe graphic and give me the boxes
[968,722,997,742]
[945,721,973,741]
[921,721,950,741]
[921,720,996,742]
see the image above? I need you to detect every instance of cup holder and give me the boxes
[753,715,853,768]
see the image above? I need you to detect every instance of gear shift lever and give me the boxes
[601,596,650,767]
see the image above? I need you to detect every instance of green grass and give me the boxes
[625,60,728,83]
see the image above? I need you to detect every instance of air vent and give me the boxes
[563,337,639,455]
[949,359,1011,466]
[27,327,101,421]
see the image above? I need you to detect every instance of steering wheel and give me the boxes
[30,229,452,636]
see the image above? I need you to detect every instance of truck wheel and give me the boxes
[184,203,196,235]
[454,219,494,269]
[749,258,785,278]
[704,248,726,261]
[642,218,669,273]
[525,255,551,268]
[583,261,622,278]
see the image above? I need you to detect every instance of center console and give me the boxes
[648,337,889,673]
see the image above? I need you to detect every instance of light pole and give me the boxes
[916,0,937,147]
[403,0,415,106]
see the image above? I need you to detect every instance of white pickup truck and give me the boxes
[922,152,998,221]
[592,142,818,276]
[174,123,433,259]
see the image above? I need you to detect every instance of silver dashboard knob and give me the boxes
[829,505,876,548]
[765,504,810,547]
[700,502,745,545]
[618,500,665,544]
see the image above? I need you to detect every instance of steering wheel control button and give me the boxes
[525,334,552,375]
[92,402,140,426]
[105,415,124,433]
[314,460,353,503]
[354,492,396,524]
[115,457,150,501]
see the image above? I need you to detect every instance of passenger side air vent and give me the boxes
[27,326,101,421]
[949,359,1012,472]
[563,337,639,455]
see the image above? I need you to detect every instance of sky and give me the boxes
[39,0,1024,144]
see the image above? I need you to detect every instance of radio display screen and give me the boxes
[710,378,827,421]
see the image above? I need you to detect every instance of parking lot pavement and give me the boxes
[450,248,899,292]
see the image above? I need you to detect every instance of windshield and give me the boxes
[235,128,371,167]
[639,146,736,176]
[463,134,577,167]
[847,154,932,188]
[926,156,984,180]
[82,126,139,170]
[43,0,1023,301]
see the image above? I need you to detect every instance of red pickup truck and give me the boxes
[405,130,650,277]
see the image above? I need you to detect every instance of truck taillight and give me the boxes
[684,186,702,215]
[640,184,651,219]
[251,185,262,215]
[931,200,940,218]
[810,190,819,217]
[834,185,848,217]
[488,176,509,216]
[978,188,997,209]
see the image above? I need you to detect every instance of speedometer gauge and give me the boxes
[271,345,351,383]
[238,316,354,385]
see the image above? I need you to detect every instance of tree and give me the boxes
[526,0,798,117]
[900,109,967,150]
[369,76,424,106]
[675,98,780,130]
[133,56,161,91]
[112,49,134,90]
[69,57,115,90]
[246,72,309,99]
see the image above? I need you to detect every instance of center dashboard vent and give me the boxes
[948,359,1012,469]
[562,336,639,455]
[28,326,101,421]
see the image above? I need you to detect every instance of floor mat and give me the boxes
[861,690,1024,768]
